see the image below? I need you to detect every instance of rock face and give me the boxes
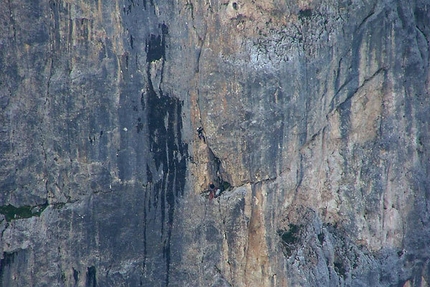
[0,0,429,286]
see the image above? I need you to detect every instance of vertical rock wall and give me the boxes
[0,0,429,286]
[182,0,430,285]
[1,1,188,286]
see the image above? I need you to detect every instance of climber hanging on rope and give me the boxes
[197,126,205,142]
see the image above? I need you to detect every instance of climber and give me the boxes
[209,182,216,200]
[197,126,205,142]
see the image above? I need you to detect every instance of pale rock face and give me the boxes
[0,0,429,286]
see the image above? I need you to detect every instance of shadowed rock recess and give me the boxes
[0,0,429,286]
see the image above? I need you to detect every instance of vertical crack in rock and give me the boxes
[194,30,207,73]
[207,146,232,192]
[6,0,16,44]
[356,4,378,32]
[86,266,97,287]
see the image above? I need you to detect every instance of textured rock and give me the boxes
[0,0,429,286]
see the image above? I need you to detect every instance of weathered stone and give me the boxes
[0,0,429,286]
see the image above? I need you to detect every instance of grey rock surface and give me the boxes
[0,0,429,286]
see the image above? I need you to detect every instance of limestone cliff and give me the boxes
[0,0,429,286]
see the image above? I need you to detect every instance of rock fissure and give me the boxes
[194,29,207,73]
[356,4,378,32]
[332,67,387,113]
[6,0,16,44]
